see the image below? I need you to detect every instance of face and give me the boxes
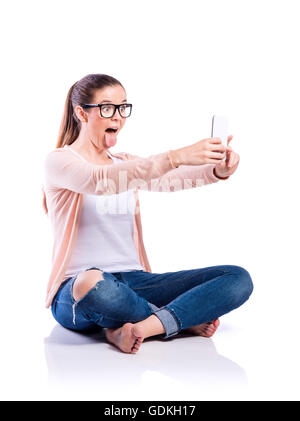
[75,84,127,149]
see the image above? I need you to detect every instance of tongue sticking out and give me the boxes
[104,131,117,148]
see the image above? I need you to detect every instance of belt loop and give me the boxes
[119,272,126,284]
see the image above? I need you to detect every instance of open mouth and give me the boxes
[105,128,118,133]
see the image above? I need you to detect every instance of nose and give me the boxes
[111,108,123,121]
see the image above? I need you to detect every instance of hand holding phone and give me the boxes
[211,115,228,161]
[168,115,230,166]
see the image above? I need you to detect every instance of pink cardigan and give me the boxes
[42,146,225,308]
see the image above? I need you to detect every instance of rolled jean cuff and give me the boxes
[148,303,180,339]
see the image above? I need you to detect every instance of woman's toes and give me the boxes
[130,325,144,353]
[182,319,220,337]
[212,319,220,328]
[132,340,142,353]
[132,344,140,353]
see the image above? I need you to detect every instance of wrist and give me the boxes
[213,166,230,180]
[168,149,181,168]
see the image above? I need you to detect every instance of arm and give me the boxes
[124,151,227,192]
[43,147,176,195]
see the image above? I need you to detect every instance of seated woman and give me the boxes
[42,73,253,354]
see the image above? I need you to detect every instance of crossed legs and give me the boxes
[72,269,220,354]
[72,266,253,354]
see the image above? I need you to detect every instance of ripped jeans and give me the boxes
[50,265,253,339]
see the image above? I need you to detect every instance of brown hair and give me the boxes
[42,73,124,215]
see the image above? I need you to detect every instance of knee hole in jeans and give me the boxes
[72,269,104,302]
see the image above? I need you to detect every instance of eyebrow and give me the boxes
[99,99,127,104]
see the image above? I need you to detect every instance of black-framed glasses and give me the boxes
[80,103,132,118]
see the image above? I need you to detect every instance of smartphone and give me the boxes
[211,115,228,161]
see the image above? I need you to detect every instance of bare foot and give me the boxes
[182,319,220,338]
[105,323,145,354]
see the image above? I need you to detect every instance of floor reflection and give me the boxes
[44,324,247,398]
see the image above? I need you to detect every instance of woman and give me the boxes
[42,73,253,354]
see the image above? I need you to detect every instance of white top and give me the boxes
[63,145,144,277]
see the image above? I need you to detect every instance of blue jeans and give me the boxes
[51,265,253,339]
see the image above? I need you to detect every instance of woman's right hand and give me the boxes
[170,137,227,166]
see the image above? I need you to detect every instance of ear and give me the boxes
[75,105,88,123]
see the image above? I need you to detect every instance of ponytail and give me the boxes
[56,82,80,148]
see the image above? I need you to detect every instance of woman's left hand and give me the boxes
[214,135,240,179]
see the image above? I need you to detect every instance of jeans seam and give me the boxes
[132,269,227,290]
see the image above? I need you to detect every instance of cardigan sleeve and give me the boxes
[43,147,175,195]
[123,151,224,192]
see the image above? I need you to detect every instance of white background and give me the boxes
[1,0,299,401]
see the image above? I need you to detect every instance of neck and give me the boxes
[71,129,110,161]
